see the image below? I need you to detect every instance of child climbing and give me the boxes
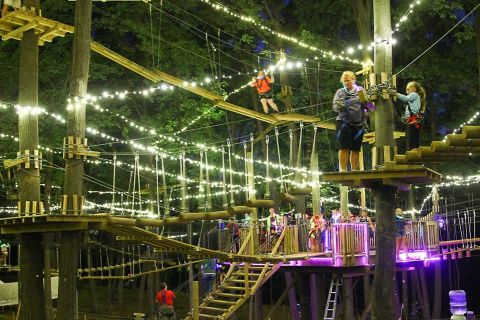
[250,70,279,114]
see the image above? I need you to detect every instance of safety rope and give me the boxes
[275,127,285,192]
[227,139,235,205]
[111,153,117,213]
[243,141,248,199]
[221,145,228,207]
[131,155,137,215]
[295,121,304,182]
[136,154,143,212]
[265,135,270,199]
[205,149,212,209]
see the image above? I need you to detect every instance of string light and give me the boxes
[197,0,361,65]
[442,111,480,142]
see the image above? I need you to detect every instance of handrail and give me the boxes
[270,226,288,256]
[224,229,253,280]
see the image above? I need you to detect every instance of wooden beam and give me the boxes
[1,221,89,234]
[2,20,38,41]
[245,199,277,208]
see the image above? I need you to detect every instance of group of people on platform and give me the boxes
[307,208,376,253]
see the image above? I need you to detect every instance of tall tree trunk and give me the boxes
[476,11,480,94]
[57,0,92,319]
[44,234,53,320]
[372,1,396,319]
[17,0,46,318]
[351,0,373,61]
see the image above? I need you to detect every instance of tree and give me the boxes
[57,0,92,319]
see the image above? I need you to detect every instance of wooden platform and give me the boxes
[0,9,73,44]
[322,165,441,188]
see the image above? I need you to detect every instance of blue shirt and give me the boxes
[397,92,420,120]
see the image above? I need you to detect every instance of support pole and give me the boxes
[310,127,321,214]
[343,277,354,320]
[247,151,257,253]
[371,186,396,320]
[402,270,408,319]
[255,286,263,320]
[359,147,367,208]
[16,1,46,318]
[372,0,396,318]
[309,274,319,320]
[284,272,299,320]
[193,281,199,320]
[58,1,92,319]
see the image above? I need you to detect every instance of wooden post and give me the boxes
[310,274,319,320]
[359,147,367,208]
[371,186,396,320]
[432,263,442,319]
[58,1,93,319]
[16,1,46,319]
[247,151,258,253]
[372,0,396,319]
[310,128,321,214]
[193,281,199,320]
[343,276,354,319]
[284,272,299,320]
[363,275,371,313]
[418,266,432,319]
[254,286,263,320]
[340,186,349,219]
[402,270,409,319]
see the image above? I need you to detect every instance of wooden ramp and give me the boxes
[0,10,336,130]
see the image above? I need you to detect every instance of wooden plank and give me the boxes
[1,221,89,234]
[2,20,38,40]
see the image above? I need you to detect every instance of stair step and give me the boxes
[199,306,227,312]
[222,286,246,291]
[208,299,236,305]
[232,272,260,277]
[229,279,256,283]
[248,265,269,270]
[212,292,244,298]
[199,314,220,319]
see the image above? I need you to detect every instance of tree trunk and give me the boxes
[372,1,396,319]
[432,263,442,319]
[17,0,45,318]
[44,234,53,320]
[57,0,92,319]
[476,11,480,94]
[371,186,396,320]
[351,0,373,61]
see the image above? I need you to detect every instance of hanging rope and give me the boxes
[204,149,212,209]
[198,150,205,210]
[155,0,163,68]
[136,154,143,212]
[131,155,137,215]
[111,153,117,214]
[221,145,228,208]
[148,1,155,68]
[227,139,235,206]
[265,135,270,199]
[161,155,168,215]
[155,155,160,217]
[288,129,294,169]
[295,122,304,182]
[243,141,248,199]
[275,127,285,192]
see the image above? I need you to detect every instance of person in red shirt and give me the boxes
[250,70,279,114]
[156,282,176,319]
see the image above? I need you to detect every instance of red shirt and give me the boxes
[156,289,175,306]
[251,77,272,94]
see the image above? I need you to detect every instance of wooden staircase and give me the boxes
[188,228,286,320]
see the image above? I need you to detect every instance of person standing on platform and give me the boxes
[333,71,368,172]
[266,207,280,237]
[250,70,279,114]
[226,217,240,253]
[390,81,426,150]
[156,282,176,320]
[1,0,21,18]
[308,214,321,252]
[395,208,408,260]
[359,209,375,239]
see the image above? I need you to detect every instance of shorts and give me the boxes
[336,120,364,152]
[259,91,273,99]
[4,0,21,8]
[396,229,406,237]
